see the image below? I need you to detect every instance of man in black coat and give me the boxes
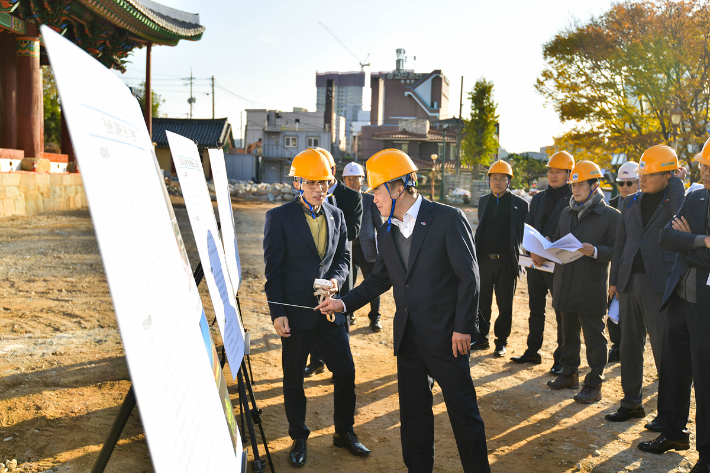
[317,149,490,473]
[473,160,529,357]
[263,149,369,467]
[512,151,574,374]
[637,151,710,473]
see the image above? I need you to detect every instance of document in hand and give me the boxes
[522,224,584,264]
[608,295,619,324]
[518,254,555,273]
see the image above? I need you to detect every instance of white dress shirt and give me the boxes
[391,195,422,238]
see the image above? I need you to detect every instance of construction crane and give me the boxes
[318,22,370,71]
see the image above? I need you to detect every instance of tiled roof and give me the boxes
[373,129,457,141]
[411,157,476,171]
[152,118,233,148]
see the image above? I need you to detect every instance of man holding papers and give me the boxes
[512,151,574,373]
[606,145,684,430]
[546,161,620,404]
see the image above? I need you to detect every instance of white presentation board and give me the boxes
[167,132,245,376]
[208,148,242,293]
[42,27,242,472]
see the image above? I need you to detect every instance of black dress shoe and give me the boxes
[370,317,382,332]
[304,360,325,378]
[645,416,663,432]
[349,315,357,325]
[550,361,563,375]
[608,346,620,363]
[605,406,646,422]
[690,458,710,473]
[638,434,690,454]
[333,431,370,456]
[288,439,307,467]
[471,340,490,351]
[511,352,542,364]
[494,345,507,357]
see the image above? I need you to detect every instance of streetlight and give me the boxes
[440,126,448,201]
[670,104,682,152]
[430,154,438,200]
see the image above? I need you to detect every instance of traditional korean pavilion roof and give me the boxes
[3,0,204,71]
[152,118,234,149]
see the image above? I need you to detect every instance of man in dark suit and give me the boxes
[606,147,684,429]
[304,148,362,377]
[637,149,710,473]
[263,149,369,467]
[317,149,490,473]
[512,151,574,374]
[343,161,384,332]
[473,160,529,357]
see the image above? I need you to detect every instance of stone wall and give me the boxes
[0,172,86,217]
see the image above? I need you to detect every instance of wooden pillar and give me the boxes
[144,43,152,138]
[0,32,18,150]
[16,26,43,158]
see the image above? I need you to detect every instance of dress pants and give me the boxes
[607,317,621,349]
[397,321,491,473]
[352,240,381,320]
[618,273,665,409]
[281,315,356,439]
[659,295,710,460]
[560,311,607,387]
[476,253,517,347]
[525,268,562,361]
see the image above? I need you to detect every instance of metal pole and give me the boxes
[189,68,193,119]
[440,128,447,201]
[211,76,215,119]
[456,77,463,175]
[144,43,152,138]
[90,388,136,473]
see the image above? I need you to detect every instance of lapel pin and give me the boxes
[421,222,426,225]
[329,216,334,219]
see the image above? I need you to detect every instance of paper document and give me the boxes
[707,273,710,286]
[608,296,619,324]
[522,224,584,264]
[518,254,555,273]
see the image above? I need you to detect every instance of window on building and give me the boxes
[285,136,297,148]
[307,137,320,147]
[394,142,409,154]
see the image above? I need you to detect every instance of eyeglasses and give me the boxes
[619,181,637,187]
[303,180,330,190]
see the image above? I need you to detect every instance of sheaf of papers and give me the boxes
[608,296,620,324]
[707,273,710,287]
[518,254,555,273]
[522,224,585,264]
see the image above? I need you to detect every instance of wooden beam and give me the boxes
[144,42,152,138]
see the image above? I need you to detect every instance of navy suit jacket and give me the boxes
[342,198,480,357]
[660,188,710,309]
[263,197,350,329]
[475,191,529,271]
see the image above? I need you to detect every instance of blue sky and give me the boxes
[114,0,617,153]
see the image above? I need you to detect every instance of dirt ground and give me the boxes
[0,197,700,473]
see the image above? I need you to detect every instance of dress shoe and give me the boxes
[638,434,690,454]
[333,431,370,456]
[349,315,357,325]
[304,360,325,378]
[471,340,490,351]
[690,458,710,473]
[574,384,602,404]
[493,345,507,357]
[511,352,542,364]
[369,317,382,332]
[550,361,563,375]
[644,416,663,432]
[605,406,645,422]
[288,439,307,467]
[547,372,579,390]
[608,346,620,363]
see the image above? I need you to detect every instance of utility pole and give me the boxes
[211,76,215,119]
[183,68,196,119]
[440,126,447,201]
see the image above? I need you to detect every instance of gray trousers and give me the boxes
[618,273,666,409]
[560,311,607,387]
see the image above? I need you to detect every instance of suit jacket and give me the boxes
[526,185,573,238]
[263,197,350,329]
[342,198,480,357]
[552,195,620,316]
[475,191,529,272]
[332,180,363,241]
[357,191,383,262]
[660,188,710,308]
[610,177,685,294]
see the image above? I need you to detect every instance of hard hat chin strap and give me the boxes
[384,175,410,232]
[575,182,598,207]
[299,178,317,219]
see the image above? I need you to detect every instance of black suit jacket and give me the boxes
[263,197,350,329]
[660,188,710,308]
[332,180,363,241]
[342,198,480,357]
[526,186,572,237]
[475,191,529,271]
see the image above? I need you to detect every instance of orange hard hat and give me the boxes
[365,149,418,190]
[547,151,575,170]
[570,160,603,183]
[697,137,710,166]
[638,145,679,174]
[315,147,336,168]
[289,148,334,181]
[488,160,513,177]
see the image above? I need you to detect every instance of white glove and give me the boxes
[313,279,336,322]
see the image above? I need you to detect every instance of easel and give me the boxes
[90,263,274,473]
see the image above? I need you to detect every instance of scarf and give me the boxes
[569,187,604,220]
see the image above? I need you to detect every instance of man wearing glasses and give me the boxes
[263,148,370,467]
[638,143,710,473]
[606,145,685,431]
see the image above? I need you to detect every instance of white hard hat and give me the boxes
[616,161,640,181]
[342,162,365,177]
